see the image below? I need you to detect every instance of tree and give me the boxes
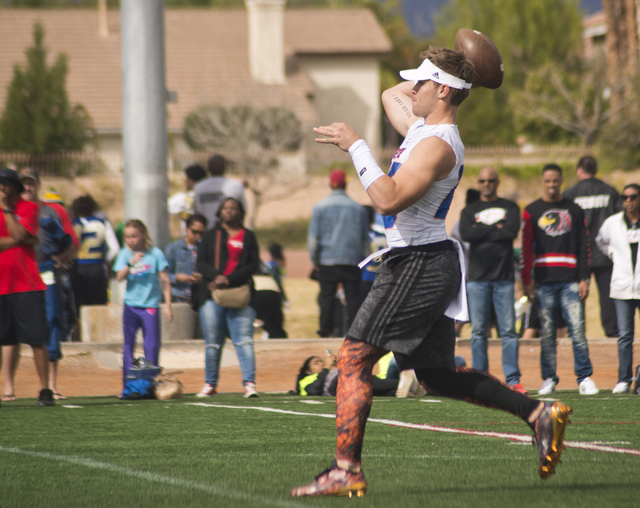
[512,57,618,146]
[431,0,585,145]
[601,0,639,110]
[184,104,304,227]
[0,22,95,155]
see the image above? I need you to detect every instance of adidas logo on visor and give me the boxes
[432,72,440,78]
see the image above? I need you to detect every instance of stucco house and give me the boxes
[0,3,391,171]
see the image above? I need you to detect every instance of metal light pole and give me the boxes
[121,0,169,249]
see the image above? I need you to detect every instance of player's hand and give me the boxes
[131,251,144,264]
[164,305,173,322]
[523,283,535,298]
[51,255,62,269]
[579,280,589,301]
[176,273,195,283]
[313,123,361,152]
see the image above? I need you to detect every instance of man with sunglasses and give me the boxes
[564,156,621,338]
[460,167,524,393]
[164,213,207,303]
[596,184,640,394]
[521,164,598,396]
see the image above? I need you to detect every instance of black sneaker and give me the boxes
[38,389,55,407]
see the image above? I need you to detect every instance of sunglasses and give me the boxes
[478,179,497,184]
[189,228,205,235]
[622,194,639,201]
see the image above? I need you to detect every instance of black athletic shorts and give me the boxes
[0,291,50,346]
[347,241,461,371]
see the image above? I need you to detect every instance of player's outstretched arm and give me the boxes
[366,136,455,215]
[381,81,420,137]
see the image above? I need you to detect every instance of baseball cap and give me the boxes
[19,167,39,182]
[0,167,25,193]
[399,59,472,90]
[329,169,347,189]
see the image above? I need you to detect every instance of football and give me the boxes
[454,28,504,89]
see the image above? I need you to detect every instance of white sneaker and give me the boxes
[538,378,556,395]
[612,382,630,394]
[579,377,599,395]
[244,382,258,398]
[396,370,416,398]
[196,384,217,397]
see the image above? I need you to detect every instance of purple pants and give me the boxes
[122,305,161,384]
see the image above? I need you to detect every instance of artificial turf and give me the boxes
[1,392,639,507]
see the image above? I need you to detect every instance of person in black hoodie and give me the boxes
[192,197,260,398]
[563,155,621,337]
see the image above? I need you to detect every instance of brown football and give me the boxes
[454,28,504,89]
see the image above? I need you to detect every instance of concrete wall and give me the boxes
[298,55,382,151]
[80,302,199,343]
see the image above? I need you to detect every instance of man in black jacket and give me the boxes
[563,155,621,337]
[460,167,524,393]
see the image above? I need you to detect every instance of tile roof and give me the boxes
[0,8,391,132]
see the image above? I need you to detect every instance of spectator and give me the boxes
[564,155,621,337]
[521,164,598,395]
[308,169,369,337]
[165,213,207,303]
[113,219,173,388]
[20,168,76,400]
[71,195,115,310]
[253,255,288,339]
[0,168,54,406]
[596,183,640,394]
[459,167,524,393]
[266,242,286,275]
[42,187,80,341]
[295,353,398,397]
[168,164,207,235]
[193,155,246,230]
[192,197,260,398]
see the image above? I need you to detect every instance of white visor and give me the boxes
[399,59,472,90]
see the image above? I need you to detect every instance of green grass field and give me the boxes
[1,392,639,508]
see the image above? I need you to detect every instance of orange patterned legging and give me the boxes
[335,337,387,466]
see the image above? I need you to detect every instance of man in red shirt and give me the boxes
[0,168,54,406]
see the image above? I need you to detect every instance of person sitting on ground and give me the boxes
[295,353,398,397]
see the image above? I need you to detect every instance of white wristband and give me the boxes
[348,139,385,191]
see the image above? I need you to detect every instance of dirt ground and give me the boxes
[2,339,634,400]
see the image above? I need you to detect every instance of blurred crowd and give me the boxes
[1,152,637,404]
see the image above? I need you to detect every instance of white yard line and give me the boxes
[188,403,640,457]
[0,446,321,508]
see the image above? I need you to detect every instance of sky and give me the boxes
[404,0,604,36]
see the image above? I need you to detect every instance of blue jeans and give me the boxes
[537,282,593,385]
[44,283,63,362]
[466,280,521,385]
[613,299,639,384]
[199,299,256,387]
